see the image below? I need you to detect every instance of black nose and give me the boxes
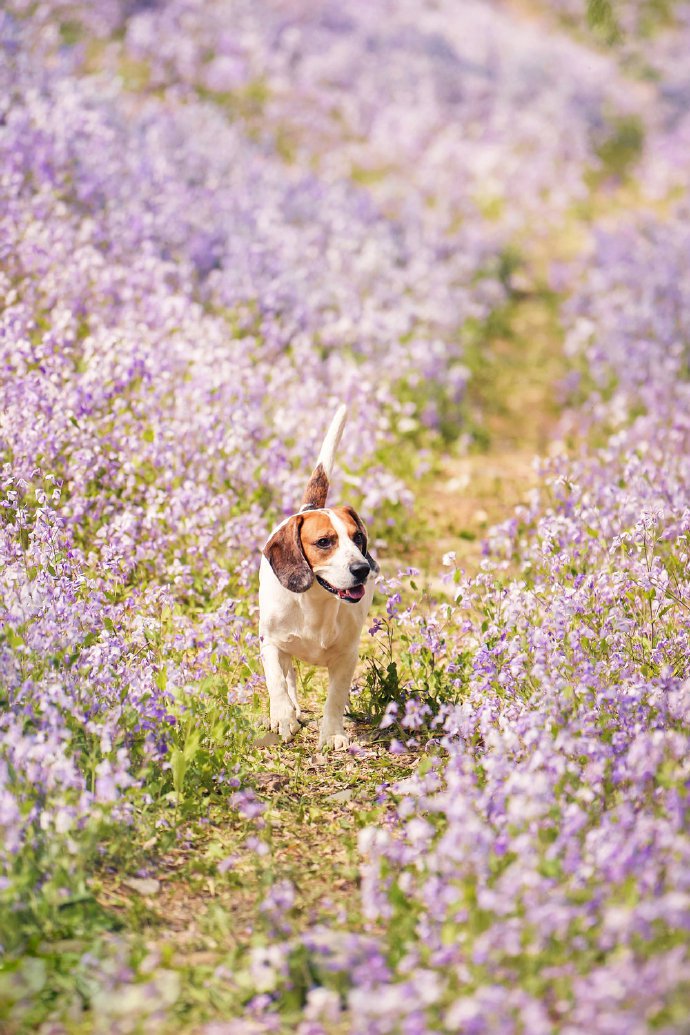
[349,563,370,583]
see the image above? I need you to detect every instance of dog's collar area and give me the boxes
[316,574,366,603]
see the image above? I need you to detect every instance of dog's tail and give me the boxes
[300,403,347,511]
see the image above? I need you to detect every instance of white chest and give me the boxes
[259,556,373,666]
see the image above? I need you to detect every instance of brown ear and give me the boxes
[301,462,329,510]
[263,515,314,593]
[341,505,379,573]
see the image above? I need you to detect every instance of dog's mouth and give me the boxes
[316,575,366,603]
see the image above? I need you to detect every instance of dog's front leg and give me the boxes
[320,648,358,751]
[261,643,301,741]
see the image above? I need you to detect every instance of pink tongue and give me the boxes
[339,584,366,601]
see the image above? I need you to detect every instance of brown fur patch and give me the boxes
[263,515,314,593]
[301,463,329,510]
[299,511,339,569]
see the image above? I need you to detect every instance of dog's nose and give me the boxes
[350,562,370,583]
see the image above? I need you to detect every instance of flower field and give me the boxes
[1,2,689,1033]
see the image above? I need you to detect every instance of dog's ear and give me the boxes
[342,505,379,573]
[263,515,314,593]
[366,550,380,573]
[364,550,380,575]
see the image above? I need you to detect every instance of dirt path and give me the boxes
[407,286,568,581]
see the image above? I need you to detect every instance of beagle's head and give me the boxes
[263,506,378,602]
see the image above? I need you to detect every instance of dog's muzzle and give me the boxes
[316,575,367,603]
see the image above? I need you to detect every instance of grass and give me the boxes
[94,678,418,923]
[79,696,421,1033]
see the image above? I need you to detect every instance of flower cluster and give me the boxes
[118,0,639,227]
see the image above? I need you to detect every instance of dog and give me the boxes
[259,404,378,749]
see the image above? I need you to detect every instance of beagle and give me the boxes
[259,405,378,749]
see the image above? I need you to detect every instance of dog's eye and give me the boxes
[315,537,334,549]
[353,532,365,549]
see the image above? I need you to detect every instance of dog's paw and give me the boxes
[270,707,301,742]
[319,731,350,752]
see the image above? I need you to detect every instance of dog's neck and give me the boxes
[291,579,344,652]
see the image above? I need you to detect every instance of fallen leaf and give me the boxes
[255,731,282,747]
[254,772,289,791]
[326,789,354,804]
[123,877,160,896]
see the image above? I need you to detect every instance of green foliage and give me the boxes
[356,652,405,731]
[164,674,259,803]
[0,799,124,959]
[595,115,645,180]
[551,0,678,49]
[587,0,621,42]
[0,936,181,1035]
[350,610,468,739]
